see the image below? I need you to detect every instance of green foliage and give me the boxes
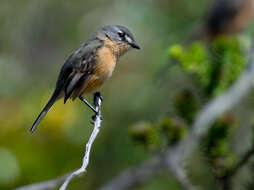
[169,43,210,88]
[174,89,200,124]
[159,117,187,146]
[202,115,237,178]
[129,117,188,150]
[129,121,160,150]
[208,38,246,96]
[165,37,251,188]
[169,37,247,96]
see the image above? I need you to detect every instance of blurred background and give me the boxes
[1,0,254,189]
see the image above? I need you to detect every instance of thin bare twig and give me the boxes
[60,95,103,190]
[60,95,102,190]
[14,175,68,190]
[15,95,103,190]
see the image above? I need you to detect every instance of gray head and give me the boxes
[98,25,140,50]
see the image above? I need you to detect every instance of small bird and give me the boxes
[190,0,254,41]
[30,25,140,133]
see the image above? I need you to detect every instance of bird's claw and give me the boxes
[94,92,103,107]
[89,92,103,125]
[95,92,103,101]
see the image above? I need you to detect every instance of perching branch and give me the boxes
[15,93,103,190]
[59,94,103,190]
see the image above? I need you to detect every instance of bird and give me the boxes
[30,25,140,133]
[190,0,254,41]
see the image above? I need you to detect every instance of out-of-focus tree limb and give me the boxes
[97,152,167,190]
[97,151,195,190]
[169,46,254,166]
[98,45,254,190]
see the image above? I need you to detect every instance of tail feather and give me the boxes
[30,89,60,134]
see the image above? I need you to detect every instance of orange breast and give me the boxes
[81,46,117,94]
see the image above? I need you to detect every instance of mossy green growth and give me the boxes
[129,121,160,150]
[168,45,184,61]
[168,37,247,96]
[169,43,210,88]
[159,117,187,146]
[209,37,246,96]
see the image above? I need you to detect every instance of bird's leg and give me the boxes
[79,96,97,113]
[91,92,103,121]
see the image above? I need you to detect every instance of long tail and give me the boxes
[30,89,61,134]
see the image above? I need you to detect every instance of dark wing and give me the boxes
[30,39,103,133]
[56,39,103,103]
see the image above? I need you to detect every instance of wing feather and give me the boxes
[59,39,103,103]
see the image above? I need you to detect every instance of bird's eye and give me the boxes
[118,31,125,38]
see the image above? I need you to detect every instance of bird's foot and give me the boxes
[88,92,103,125]
[93,92,103,107]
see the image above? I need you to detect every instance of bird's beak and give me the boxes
[129,42,141,49]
